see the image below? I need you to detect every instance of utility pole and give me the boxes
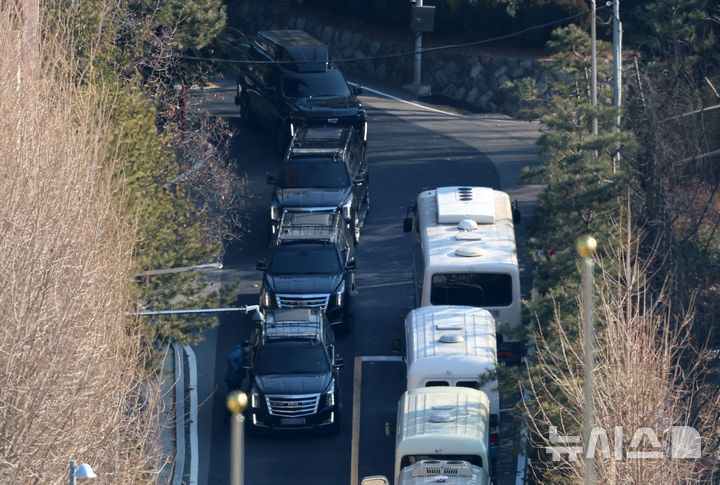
[590,0,598,137]
[612,0,622,170]
[413,0,423,87]
[404,0,433,96]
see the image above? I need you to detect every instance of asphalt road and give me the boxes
[190,75,542,485]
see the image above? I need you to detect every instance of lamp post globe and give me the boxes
[576,235,597,259]
[226,390,248,415]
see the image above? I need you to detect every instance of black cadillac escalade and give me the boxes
[234,30,367,154]
[256,211,356,332]
[246,308,343,433]
[267,126,370,244]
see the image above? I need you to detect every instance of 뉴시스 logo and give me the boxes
[545,425,702,461]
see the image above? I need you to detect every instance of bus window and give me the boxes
[401,454,483,470]
[430,273,512,307]
[424,381,449,387]
[456,381,480,390]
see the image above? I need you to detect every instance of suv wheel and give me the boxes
[238,90,254,126]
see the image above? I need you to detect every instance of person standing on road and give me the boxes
[225,340,251,393]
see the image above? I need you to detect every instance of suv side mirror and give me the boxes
[512,200,521,225]
[353,173,365,185]
[256,258,266,270]
[334,356,344,368]
[403,218,413,233]
[266,175,276,185]
[345,259,356,270]
[353,85,364,95]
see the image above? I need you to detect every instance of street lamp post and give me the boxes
[227,391,249,485]
[69,460,96,485]
[577,235,597,485]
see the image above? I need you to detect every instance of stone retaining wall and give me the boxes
[233,0,559,115]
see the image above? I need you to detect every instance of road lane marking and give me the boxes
[351,355,404,485]
[348,82,522,123]
[351,356,362,485]
[361,355,404,362]
[356,280,410,290]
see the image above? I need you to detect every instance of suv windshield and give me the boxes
[254,340,330,374]
[268,243,342,275]
[278,158,350,189]
[282,69,351,98]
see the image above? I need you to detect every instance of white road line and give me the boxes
[349,82,521,123]
[356,280,410,290]
[172,343,185,485]
[351,355,404,485]
[360,355,404,362]
[182,344,199,485]
[351,356,362,485]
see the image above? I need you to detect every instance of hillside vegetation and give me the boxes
[0,5,163,483]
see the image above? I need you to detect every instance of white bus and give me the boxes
[394,387,492,485]
[404,186,522,363]
[404,305,499,445]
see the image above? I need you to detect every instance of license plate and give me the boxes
[280,418,306,426]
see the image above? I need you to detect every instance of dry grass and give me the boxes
[0,5,163,484]
[525,216,719,483]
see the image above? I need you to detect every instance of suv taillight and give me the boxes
[497,351,514,360]
[490,433,499,446]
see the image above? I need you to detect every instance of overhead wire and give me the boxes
[180,5,611,66]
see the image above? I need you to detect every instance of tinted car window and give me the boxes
[430,273,513,307]
[278,158,350,189]
[401,455,483,470]
[268,243,341,275]
[282,69,351,98]
[255,341,329,374]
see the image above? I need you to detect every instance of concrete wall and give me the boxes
[233,0,560,115]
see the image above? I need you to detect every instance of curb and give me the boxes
[172,343,186,485]
[171,342,199,485]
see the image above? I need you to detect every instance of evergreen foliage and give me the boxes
[45,0,236,344]
[149,0,227,51]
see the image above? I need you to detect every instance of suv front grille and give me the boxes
[266,394,321,417]
[276,294,330,309]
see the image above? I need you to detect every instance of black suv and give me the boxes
[256,211,356,331]
[246,308,343,433]
[234,30,367,153]
[268,126,370,244]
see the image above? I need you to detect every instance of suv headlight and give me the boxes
[341,197,352,221]
[251,388,259,408]
[332,281,345,308]
[325,380,335,408]
[260,288,273,308]
[270,202,279,221]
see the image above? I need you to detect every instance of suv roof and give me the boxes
[289,126,355,156]
[262,308,325,341]
[256,30,328,73]
[276,211,342,243]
